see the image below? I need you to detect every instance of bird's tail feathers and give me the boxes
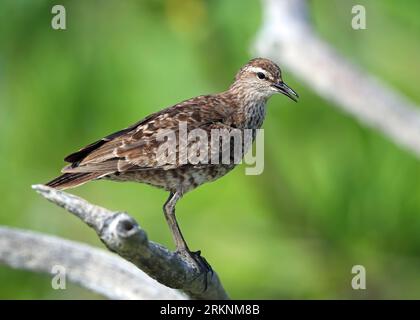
[45,172,105,190]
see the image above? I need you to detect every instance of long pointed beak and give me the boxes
[272,82,299,102]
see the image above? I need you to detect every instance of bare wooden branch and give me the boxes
[254,0,420,157]
[0,226,186,300]
[29,184,229,300]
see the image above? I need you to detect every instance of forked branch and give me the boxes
[2,185,228,300]
[0,226,185,300]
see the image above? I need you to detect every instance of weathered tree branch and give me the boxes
[25,184,228,300]
[255,0,420,157]
[0,226,185,300]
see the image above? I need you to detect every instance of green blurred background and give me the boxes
[0,0,419,299]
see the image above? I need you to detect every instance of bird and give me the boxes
[46,57,298,273]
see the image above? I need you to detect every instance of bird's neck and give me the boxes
[222,87,268,129]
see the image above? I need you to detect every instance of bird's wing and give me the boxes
[62,96,234,174]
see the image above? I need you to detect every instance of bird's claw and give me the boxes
[177,249,213,291]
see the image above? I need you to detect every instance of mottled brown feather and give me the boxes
[48,58,291,192]
[62,95,237,175]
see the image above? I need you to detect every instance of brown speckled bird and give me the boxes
[46,58,298,270]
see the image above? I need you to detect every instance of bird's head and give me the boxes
[231,58,299,102]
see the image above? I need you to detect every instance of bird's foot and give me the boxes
[177,249,213,291]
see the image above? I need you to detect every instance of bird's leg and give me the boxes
[163,192,212,283]
[163,192,189,251]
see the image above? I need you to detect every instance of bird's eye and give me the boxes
[257,72,266,80]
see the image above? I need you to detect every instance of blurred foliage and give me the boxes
[0,0,419,299]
